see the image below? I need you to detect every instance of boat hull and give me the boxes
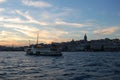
[26,51,62,56]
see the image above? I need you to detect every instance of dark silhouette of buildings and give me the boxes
[51,34,120,52]
[0,34,120,52]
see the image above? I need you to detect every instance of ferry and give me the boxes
[25,33,62,56]
[26,45,62,56]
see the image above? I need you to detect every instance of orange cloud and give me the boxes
[93,27,119,35]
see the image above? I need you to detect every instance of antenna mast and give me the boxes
[29,40,30,46]
[36,33,39,45]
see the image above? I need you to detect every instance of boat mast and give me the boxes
[29,40,30,46]
[36,33,39,45]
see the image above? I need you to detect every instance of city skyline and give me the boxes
[0,0,120,46]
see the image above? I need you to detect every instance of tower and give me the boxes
[84,34,87,42]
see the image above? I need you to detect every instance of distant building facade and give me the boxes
[53,34,120,52]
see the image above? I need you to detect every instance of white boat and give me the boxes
[25,33,62,56]
[26,45,62,56]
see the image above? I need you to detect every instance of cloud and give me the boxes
[22,0,52,8]
[0,23,39,38]
[11,10,90,27]
[0,31,23,40]
[0,11,49,25]
[0,8,5,12]
[15,10,33,20]
[0,31,13,36]
[0,16,25,23]
[55,19,91,27]
[0,30,29,46]
[40,8,73,20]
[93,27,119,35]
[0,23,68,44]
[0,7,92,46]
[0,10,91,30]
[14,10,49,25]
[1,23,39,32]
[0,0,5,3]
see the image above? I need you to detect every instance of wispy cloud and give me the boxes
[15,10,33,21]
[0,10,48,25]
[22,0,52,8]
[0,31,13,36]
[0,23,68,44]
[0,23,39,38]
[0,31,24,41]
[0,7,92,46]
[93,27,119,35]
[40,8,73,21]
[0,0,6,4]
[10,10,91,27]
[14,10,49,25]
[0,8,5,12]
[1,24,39,32]
[0,16,24,23]
[55,19,90,27]
[0,30,29,46]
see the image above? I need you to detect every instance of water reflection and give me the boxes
[0,52,120,80]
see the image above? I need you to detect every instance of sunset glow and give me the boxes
[0,0,120,46]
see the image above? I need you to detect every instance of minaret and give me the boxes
[84,34,87,42]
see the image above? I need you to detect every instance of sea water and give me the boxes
[0,52,120,80]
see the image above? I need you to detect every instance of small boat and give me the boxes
[26,45,62,56]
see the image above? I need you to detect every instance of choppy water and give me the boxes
[0,52,120,80]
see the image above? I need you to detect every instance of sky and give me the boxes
[0,0,120,46]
